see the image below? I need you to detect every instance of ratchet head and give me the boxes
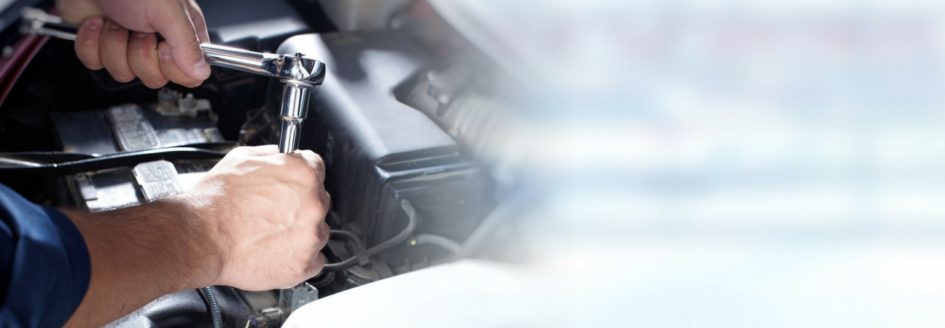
[199,43,325,87]
[269,53,326,87]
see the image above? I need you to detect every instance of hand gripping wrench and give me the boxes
[20,7,326,154]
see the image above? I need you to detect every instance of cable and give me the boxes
[367,199,420,253]
[414,234,462,255]
[319,193,525,273]
[200,287,223,328]
[322,199,420,271]
[321,229,367,269]
[0,146,229,175]
[328,229,364,252]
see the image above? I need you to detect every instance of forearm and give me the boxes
[62,198,221,327]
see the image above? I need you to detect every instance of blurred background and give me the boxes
[492,0,945,326]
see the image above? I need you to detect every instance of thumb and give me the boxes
[56,0,103,24]
[147,0,210,81]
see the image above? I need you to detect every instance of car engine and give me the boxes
[0,0,523,326]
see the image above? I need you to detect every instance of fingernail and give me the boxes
[85,17,102,31]
[133,32,149,38]
[158,44,171,60]
[193,58,211,79]
[107,21,121,30]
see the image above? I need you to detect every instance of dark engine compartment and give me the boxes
[0,0,513,326]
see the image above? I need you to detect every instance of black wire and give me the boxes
[365,199,420,254]
[0,146,229,175]
[328,229,364,251]
[322,199,420,271]
[199,287,223,328]
[320,230,366,271]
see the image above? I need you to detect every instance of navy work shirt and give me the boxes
[0,184,90,327]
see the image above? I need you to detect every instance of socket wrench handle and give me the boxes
[21,8,325,86]
[201,43,271,76]
[20,7,326,154]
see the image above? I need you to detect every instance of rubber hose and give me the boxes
[201,287,223,328]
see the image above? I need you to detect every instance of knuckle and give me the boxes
[234,157,265,170]
[270,155,290,167]
[301,167,318,181]
[289,158,317,181]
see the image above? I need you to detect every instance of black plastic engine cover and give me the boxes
[276,31,490,253]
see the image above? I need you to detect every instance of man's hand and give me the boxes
[64,146,330,326]
[188,145,331,290]
[56,0,211,88]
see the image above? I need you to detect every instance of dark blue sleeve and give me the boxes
[0,184,91,327]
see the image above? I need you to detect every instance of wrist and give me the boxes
[161,196,226,289]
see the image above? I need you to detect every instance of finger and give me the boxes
[318,190,331,212]
[99,20,135,83]
[74,17,104,70]
[158,42,202,88]
[56,0,104,24]
[127,33,168,89]
[306,253,326,277]
[147,0,211,80]
[317,221,330,246]
[186,0,211,43]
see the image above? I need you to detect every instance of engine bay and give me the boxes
[0,0,520,326]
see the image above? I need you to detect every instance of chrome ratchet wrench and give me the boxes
[20,7,325,154]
